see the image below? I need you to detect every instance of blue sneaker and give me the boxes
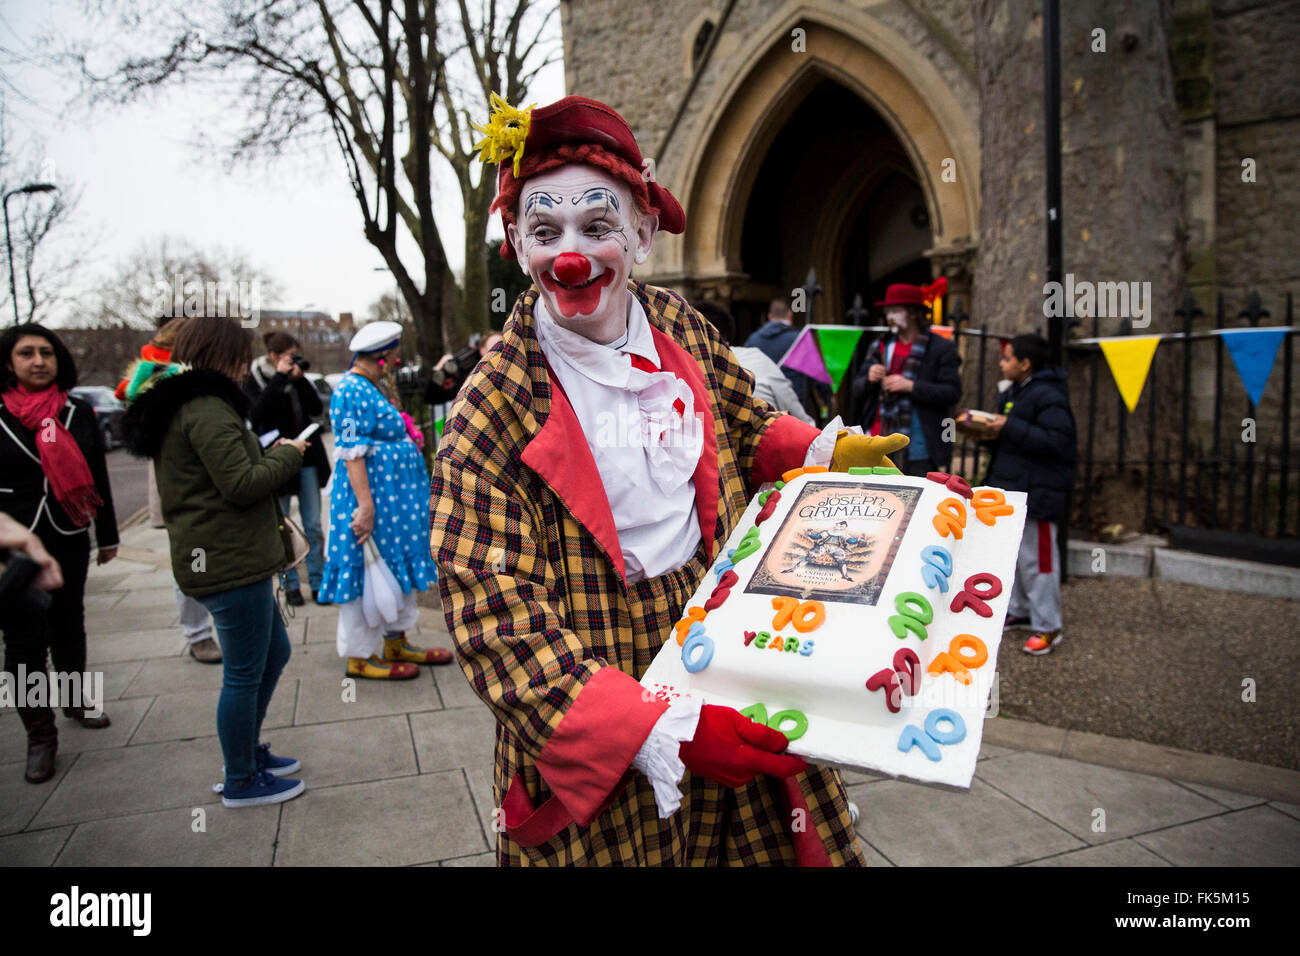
[221,770,305,808]
[256,742,301,776]
[223,743,301,778]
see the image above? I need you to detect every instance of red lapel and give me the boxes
[520,361,628,587]
[648,325,720,562]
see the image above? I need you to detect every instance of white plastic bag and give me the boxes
[361,538,402,628]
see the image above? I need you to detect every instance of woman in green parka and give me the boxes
[122,317,312,808]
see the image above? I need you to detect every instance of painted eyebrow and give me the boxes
[522,191,564,215]
[573,187,620,210]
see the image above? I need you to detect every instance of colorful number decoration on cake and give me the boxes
[971,488,1014,526]
[738,702,809,742]
[925,471,973,499]
[932,496,967,540]
[768,709,808,742]
[703,569,739,611]
[865,647,922,713]
[926,634,989,685]
[920,545,953,593]
[730,525,763,563]
[949,572,1003,618]
[770,596,826,633]
[888,591,933,641]
[897,708,967,761]
[755,490,782,525]
[674,606,708,646]
[681,627,715,673]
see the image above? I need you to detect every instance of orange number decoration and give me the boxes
[932,496,967,540]
[771,596,798,629]
[926,634,990,686]
[926,652,972,685]
[771,597,826,633]
[674,606,708,646]
[949,633,988,668]
[792,600,826,633]
[971,488,1014,526]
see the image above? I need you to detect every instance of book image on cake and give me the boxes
[746,480,921,606]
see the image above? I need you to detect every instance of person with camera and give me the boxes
[122,316,309,807]
[421,332,503,406]
[1,324,120,784]
[244,332,329,606]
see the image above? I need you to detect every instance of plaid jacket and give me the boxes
[432,281,861,865]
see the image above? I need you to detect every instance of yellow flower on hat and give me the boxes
[472,92,535,178]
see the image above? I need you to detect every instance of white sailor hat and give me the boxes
[348,320,403,354]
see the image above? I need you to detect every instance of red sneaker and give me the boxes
[1022,630,1063,655]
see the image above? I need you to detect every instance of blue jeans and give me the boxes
[197,577,292,786]
[280,465,324,593]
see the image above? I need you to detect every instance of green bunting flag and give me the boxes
[814,328,866,391]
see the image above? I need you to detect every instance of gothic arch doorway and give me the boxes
[656,14,978,340]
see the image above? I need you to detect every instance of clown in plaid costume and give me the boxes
[432,95,887,866]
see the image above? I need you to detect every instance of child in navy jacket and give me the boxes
[982,334,1077,655]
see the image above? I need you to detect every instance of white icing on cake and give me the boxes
[641,470,1028,790]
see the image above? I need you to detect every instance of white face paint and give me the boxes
[885,306,909,331]
[508,165,657,344]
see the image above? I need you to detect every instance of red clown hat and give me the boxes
[475,94,686,260]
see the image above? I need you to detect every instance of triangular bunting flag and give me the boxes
[929,325,954,340]
[1098,336,1160,413]
[434,417,445,440]
[1220,328,1286,407]
[779,327,832,385]
[815,327,865,391]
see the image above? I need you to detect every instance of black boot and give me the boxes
[62,706,111,729]
[20,707,58,784]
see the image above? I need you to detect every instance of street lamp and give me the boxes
[4,182,59,326]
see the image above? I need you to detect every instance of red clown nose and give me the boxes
[553,252,591,286]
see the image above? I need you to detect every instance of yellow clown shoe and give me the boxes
[347,655,419,680]
[383,634,454,666]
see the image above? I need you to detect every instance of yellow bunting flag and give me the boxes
[1098,336,1160,413]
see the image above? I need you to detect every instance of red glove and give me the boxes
[679,704,807,787]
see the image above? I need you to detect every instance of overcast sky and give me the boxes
[2,0,564,326]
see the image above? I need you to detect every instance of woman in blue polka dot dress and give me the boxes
[319,321,451,679]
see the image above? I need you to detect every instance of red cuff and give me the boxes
[534,667,668,826]
[751,414,822,487]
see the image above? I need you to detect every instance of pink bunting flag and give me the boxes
[779,327,832,385]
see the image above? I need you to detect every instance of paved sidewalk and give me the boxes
[2,522,1298,867]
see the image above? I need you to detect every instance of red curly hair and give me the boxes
[492,141,660,256]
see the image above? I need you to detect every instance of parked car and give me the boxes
[69,386,127,450]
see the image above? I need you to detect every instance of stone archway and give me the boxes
[646,7,979,321]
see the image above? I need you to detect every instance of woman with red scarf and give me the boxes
[0,324,119,784]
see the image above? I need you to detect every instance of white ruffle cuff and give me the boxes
[631,694,704,818]
[803,415,863,468]
[336,444,371,460]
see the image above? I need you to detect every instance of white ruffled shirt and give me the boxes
[534,295,704,583]
[534,295,855,818]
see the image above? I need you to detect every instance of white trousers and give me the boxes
[336,589,420,660]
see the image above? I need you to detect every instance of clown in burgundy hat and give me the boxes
[431,94,903,866]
